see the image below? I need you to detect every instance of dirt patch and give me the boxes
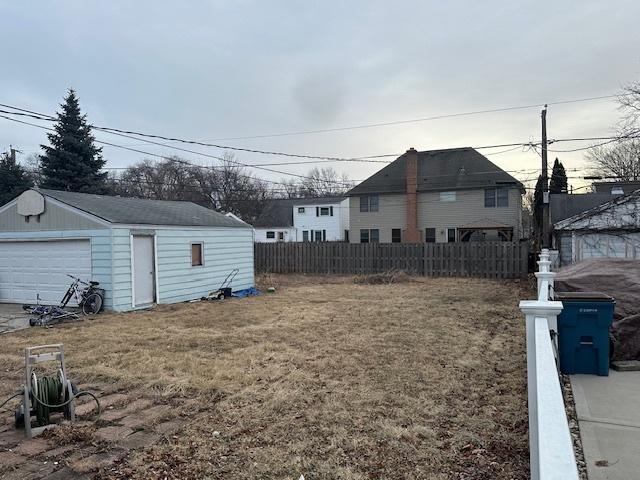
[0,276,531,479]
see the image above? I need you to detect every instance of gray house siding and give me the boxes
[417,188,522,242]
[349,194,406,243]
[349,188,522,243]
[0,201,107,231]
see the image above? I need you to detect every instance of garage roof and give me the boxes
[39,189,250,228]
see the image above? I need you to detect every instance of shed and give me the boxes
[0,189,254,311]
[554,189,640,265]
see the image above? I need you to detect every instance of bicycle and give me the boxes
[23,275,104,327]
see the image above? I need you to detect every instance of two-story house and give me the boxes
[347,147,524,243]
[253,197,349,242]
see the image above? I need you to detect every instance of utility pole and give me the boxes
[541,106,550,249]
[9,146,17,163]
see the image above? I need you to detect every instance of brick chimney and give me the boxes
[404,148,421,243]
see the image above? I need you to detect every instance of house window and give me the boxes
[447,228,456,243]
[392,228,402,243]
[484,189,496,208]
[360,229,379,243]
[440,191,456,202]
[266,231,275,239]
[298,207,305,213]
[359,195,379,213]
[191,243,203,266]
[425,228,436,243]
[303,230,309,242]
[278,232,284,241]
[314,230,325,242]
[485,188,509,208]
[320,207,330,216]
[497,187,509,207]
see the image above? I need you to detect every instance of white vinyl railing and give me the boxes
[519,249,579,480]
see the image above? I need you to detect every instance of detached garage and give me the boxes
[0,189,255,311]
[554,189,640,265]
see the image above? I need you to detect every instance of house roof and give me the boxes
[290,196,345,206]
[38,189,249,228]
[593,181,640,194]
[554,189,640,230]
[550,193,615,224]
[253,199,295,228]
[347,147,523,196]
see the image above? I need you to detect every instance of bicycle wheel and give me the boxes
[82,293,103,315]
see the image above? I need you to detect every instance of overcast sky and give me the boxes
[1,1,640,191]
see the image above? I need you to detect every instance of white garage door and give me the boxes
[0,239,91,305]
[576,233,640,261]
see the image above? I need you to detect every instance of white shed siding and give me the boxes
[156,228,254,304]
[111,228,133,311]
[110,227,254,311]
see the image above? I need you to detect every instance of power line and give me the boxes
[0,110,621,188]
[191,94,621,141]
[0,94,622,164]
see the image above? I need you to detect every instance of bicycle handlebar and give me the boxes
[66,274,88,285]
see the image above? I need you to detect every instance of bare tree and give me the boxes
[586,82,640,181]
[191,152,271,223]
[586,140,640,181]
[280,167,353,198]
[619,81,640,133]
[111,157,208,204]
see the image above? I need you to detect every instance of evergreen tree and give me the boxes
[0,149,33,206]
[549,157,568,194]
[39,89,108,193]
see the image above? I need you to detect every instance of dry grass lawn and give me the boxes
[0,275,530,479]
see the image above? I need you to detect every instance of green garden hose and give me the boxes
[0,376,101,427]
[30,375,101,426]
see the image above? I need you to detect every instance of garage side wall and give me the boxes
[110,227,255,311]
[156,228,255,304]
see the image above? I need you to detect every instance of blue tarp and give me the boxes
[232,287,261,298]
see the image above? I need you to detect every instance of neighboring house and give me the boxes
[0,189,254,311]
[550,192,617,225]
[554,189,640,265]
[593,181,640,195]
[347,147,524,243]
[253,197,349,242]
[292,196,349,242]
[253,199,297,242]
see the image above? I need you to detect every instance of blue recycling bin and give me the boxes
[554,292,615,376]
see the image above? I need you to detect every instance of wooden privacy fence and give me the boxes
[255,241,529,279]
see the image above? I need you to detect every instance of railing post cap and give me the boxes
[534,271,556,279]
[519,299,563,316]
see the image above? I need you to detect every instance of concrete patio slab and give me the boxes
[571,371,640,480]
[0,303,30,334]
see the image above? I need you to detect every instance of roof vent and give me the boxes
[458,166,466,175]
[611,187,624,195]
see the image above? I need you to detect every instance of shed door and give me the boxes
[0,239,91,304]
[132,236,155,306]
